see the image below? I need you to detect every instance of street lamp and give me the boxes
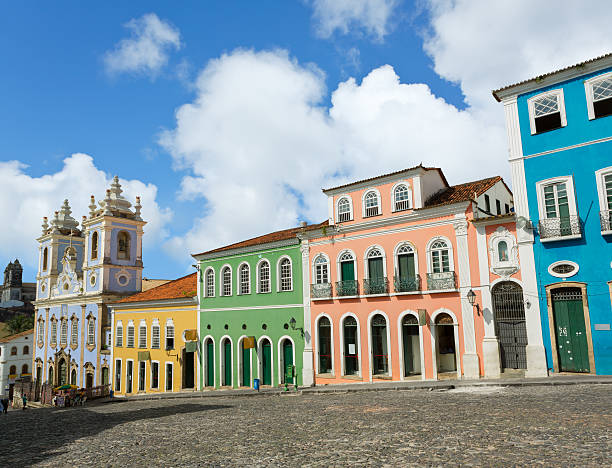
[289,317,304,337]
[467,289,480,315]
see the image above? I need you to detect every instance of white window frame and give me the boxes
[165,361,174,392]
[314,314,334,375]
[527,88,567,135]
[584,71,612,120]
[535,176,578,220]
[367,311,392,379]
[60,319,68,345]
[50,318,57,344]
[238,262,251,295]
[115,321,123,347]
[339,312,362,378]
[336,249,358,282]
[548,260,579,279]
[362,188,381,218]
[426,237,454,274]
[312,253,330,284]
[336,195,353,223]
[277,256,293,292]
[220,264,232,297]
[71,318,78,346]
[114,358,122,392]
[595,166,612,212]
[87,317,95,346]
[391,182,412,212]
[150,360,160,390]
[165,319,175,350]
[151,320,160,349]
[256,259,271,293]
[138,360,147,392]
[37,318,45,343]
[363,245,387,279]
[138,320,147,348]
[393,241,419,278]
[204,267,215,298]
[126,321,135,348]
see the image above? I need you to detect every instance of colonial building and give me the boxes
[0,329,33,400]
[299,165,547,383]
[33,176,146,389]
[110,273,197,396]
[0,260,35,327]
[193,224,322,389]
[494,53,612,375]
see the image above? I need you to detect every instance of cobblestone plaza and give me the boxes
[3,384,611,467]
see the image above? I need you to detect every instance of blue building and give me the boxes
[33,177,146,388]
[494,54,612,375]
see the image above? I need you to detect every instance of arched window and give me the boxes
[430,240,450,273]
[338,251,357,296]
[37,319,44,342]
[71,368,77,385]
[42,247,48,271]
[9,365,16,375]
[279,258,292,291]
[394,184,411,211]
[165,320,175,349]
[370,314,389,376]
[239,263,250,294]
[126,322,135,347]
[22,364,28,374]
[258,260,271,293]
[87,318,95,345]
[221,266,232,296]
[205,268,215,297]
[91,231,99,260]
[365,248,386,294]
[337,197,352,222]
[138,321,147,348]
[342,316,359,376]
[314,255,329,284]
[116,322,123,347]
[364,191,380,217]
[395,243,417,291]
[151,321,160,349]
[51,320,57,344]
[23,345,29,355]
[10,346,17,356]
[498,240,509,262]
[71,319,78,346]
[117,231,130,260]
[60,319,68,345]
[317,316,332,374]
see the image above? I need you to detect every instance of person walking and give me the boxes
[0,398,5,414]
[2,397,9,414]
[21,394,27,410]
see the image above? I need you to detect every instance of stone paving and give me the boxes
[2,384,611,467]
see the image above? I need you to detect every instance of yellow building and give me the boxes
[110,273,198,396]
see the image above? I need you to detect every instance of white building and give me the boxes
[0,329,34,399]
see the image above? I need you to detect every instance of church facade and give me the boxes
[32,177,145,389]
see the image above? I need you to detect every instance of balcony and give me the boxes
[311,283,332,299]
[363,277,389,295]
[394,275,421,293]
[601,211,612,234]
[538,215,582,241]
[335,280,359,297]
[426,272,456,291]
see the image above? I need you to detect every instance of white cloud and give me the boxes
[0,153,172,272]
[104,13,181,77]
[161,49,502,258]
[309,0,399,41]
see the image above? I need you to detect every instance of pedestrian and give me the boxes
[21,394,27,410]
[0,398,5,414]
[2,398,8,414]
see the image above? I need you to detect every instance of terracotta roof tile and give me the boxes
[423,176,504,208]
[193,221,328,257]
[0,328,34,343]
[114,273,197,304]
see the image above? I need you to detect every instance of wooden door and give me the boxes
[262,340,272,386]
[223,340,232,386]
[283,340,293,384]
[552,289,590,373]
[206,340,214,387]
[242,343,251,387]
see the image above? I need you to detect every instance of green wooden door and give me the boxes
[206,340,214,386]
[368,257,384,279]
[552,292,590,373]
[223,340,232,386]
[262,340,272,386]
[242,343,251,387]
[398,254,415,279]
[283,340,294,384]
[341,261,354,281]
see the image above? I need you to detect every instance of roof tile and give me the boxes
[114,273,197,304]
[423,176,503,208]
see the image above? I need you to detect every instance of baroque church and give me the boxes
[0,260,35,327]
[33,176,146,389]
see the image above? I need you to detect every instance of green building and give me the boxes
[193,224,321,389]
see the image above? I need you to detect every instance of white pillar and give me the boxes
[300,241,314,387]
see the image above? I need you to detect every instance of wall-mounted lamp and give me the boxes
[289,317,304,337]
[467,289,480,315]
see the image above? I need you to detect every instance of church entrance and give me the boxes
[58,358,67,386]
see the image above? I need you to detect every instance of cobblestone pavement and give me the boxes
[2,384,611,467]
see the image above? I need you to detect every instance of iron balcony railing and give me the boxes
[310,282,332,299]
[363,277,389,295]
[394,274,421,293]
[538,215,582,239]
[601,210,612,233]
[335,280,359,297]
[426,271,456,290]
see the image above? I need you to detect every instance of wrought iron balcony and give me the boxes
[601,210,612,233]
[426,271,456,291]
[394,274,421,293]
[363,277,389,295]
[310,282,332,299]
[538,215,582,239]
[335,280,359,297]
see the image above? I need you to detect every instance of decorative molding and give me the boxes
[488,227,519,279]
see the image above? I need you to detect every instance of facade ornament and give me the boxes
[89,195,97,218]
[488,226,519,278]
[134,196,142,221]
[453,219,468,236]
[41,216,49,235]
[103,189,113,216]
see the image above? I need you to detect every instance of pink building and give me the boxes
[299,166,543,383]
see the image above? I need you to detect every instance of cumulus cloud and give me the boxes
[161,49,502,258]
[104,13,181,77]
[309,0,399,41]
[0,153,172,271]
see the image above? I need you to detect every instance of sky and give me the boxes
[1,1,611,282]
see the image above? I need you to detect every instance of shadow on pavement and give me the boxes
[2,401,231,466]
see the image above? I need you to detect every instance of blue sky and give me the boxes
[1,1,610,282]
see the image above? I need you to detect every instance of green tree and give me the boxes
[6,314,34,335]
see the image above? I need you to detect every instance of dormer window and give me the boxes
[528,89,566,134]
[364,191,380,217]
[91,231,99,260]
[585,72,612,120]
[393,184,411,211]
[337,197,352,222]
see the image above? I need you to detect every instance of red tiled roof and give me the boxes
[322,165,448,193]
[193,221,329,257]
[423,176,505,208]
[0,328,34,343]
[114,273,197,304]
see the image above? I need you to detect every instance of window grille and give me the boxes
[240,264,250,294]
[222,267,231,296]
[551,264,575,275]
[139,325,147,348]
[592,77,612,118]
[364,191,379,217]
[337,197,351,222]
[51,321,57,344]
[394,185,410,211]
[605,174,612,210]
[430,240,450,273]
[152,325,160,349]
[280,259,292,291]
[314,255,328,284]
[397,244,413,254]
[166,325,175,349]
[87,319,95,345]
[259,261,270,293]
[534,95,558,117]
[339,251,354,262]
[127,325,135,347]
[205,269,215,297]
[71,320,78,346]
[367,248,382,258]
[116,325,123,347]
[532,93,562,133]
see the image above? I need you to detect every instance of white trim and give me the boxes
[393,241,419,279]
[219,335,233,387]
[366,310,392,381]
[584,70,612,120]
[429,308,461,381]
[489,276,524,290]
[595,166,612,213]
[277,335,296,385]
[256,258,271,294]
[547,260,580,278]
[125,358,134,394]
[425,236,454,273]
[138,319,147,349]
[488,227,519,279]
[200,303,304,313]
[202,335,215,388]
[390,181,413,212]
[527,88,567,135]
[164,361,174,392]
[535,175,577,220]
[314,313,334,376]
[114,358,122,392]
[311,252,331,286]
[396,310,425,381]
[336,194,354,223]
[219,264,232,297]
[150,360,160,390]
[363,244,387,279]
[276,255,294,292]
[523,134,612,160]
[237,335,252,388]
[151,319,160,349]
[361,187,382,218]
[137,359,147,392]
[339,312,362,378]
[237,261,251,295]
[336,249,358,282]
[256,335,274,386]
[203,267,215,298]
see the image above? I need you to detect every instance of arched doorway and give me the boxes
[86,372,94,388]
[492,281,528,369]
[70,369,77,386]
[205,338,214,387]
[259,338,272,386]
[551,287,590,373]
[221,338,232,387]
[240,338,251,387]
[101,367,109,386]
[342,316,359,376]
[435,313,457,374]
[401,314,421,377]
[48,366,54,386]
[317,316,332,374]
[58,358,67,386]
[280,339,294,385]
[370,314,389,377]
